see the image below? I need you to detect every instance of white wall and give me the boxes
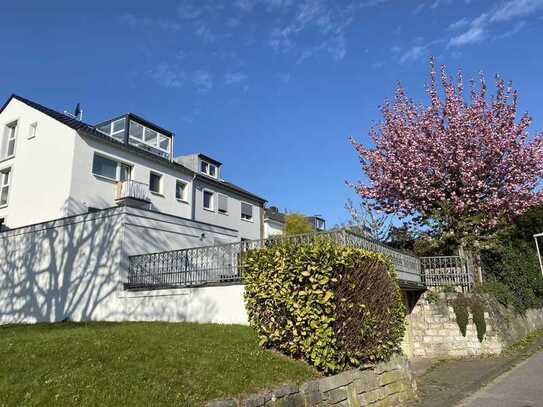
[117,285,248,324]
[194,178,263,241]
[69,135,194,219]
[0,99,77,228]
[264,219,284,238]
[0,206,246,325]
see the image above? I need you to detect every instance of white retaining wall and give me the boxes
[0,207,247,325]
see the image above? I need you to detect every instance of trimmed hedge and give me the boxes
[243,239,406,374]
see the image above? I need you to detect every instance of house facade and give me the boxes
[0,95,266,240]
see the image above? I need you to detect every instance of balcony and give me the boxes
[115,180,151,209]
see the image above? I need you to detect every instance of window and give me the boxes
[315,218,326,231]
[119,163,132,182]
[0,168,11,206]
[92,154,132,181]
[149,172,162,194]
[176,180,187,201]
[218,194,228,214]
[128,120,171,159]
[241,202,253,221]
[92,155,117,180]
[203,190,214,210]
[110,118,126,142]
[200,160,217,178]
[97,118,126,142]
[2,121,17,159]
[28,122,38,140]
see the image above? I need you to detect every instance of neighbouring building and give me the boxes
[263,206,326,238]
[0,94,266,240]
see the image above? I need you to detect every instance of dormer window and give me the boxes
[129,120,171,160]
[95,114,172,160]
[97,118,126,142]
[200,160,217,178]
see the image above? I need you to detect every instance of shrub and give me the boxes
[243,239,406,374]
[283,213,314,236]
[451,294,487,342]
[470,298,487,343]
[481,206,543,313]
[452,295,469,337]
[474,281,515,309]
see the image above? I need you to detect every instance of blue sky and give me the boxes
[1,0,543,226]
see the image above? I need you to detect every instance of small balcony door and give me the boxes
[119,163,132,182]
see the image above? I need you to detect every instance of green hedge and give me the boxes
[481,206,543,313]
[243,239,406,374]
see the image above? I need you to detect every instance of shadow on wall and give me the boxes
[0,199,225,324]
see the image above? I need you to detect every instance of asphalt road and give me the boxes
[458,350,543,407]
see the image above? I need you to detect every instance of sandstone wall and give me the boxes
[409,292,543,358]
[207,354,416,407]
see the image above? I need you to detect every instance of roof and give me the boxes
[0,94,95,132]
[198,153,222,166]
[0,94,266,204]
[264,207,286,223]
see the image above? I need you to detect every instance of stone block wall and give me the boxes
[207,354,416,407]
[409,292,543,358]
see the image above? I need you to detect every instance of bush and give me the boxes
[481,212,543,313]
[451,294,487,342]
[283,213,314,236]
[452,295,469,337]
[474,281,515,309]
[243,239,406,374]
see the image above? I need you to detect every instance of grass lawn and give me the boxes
[0,322,318,406]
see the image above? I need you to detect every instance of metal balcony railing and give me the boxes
[116,180,151,203]
[420,256,473,291]
[126,228,423,290]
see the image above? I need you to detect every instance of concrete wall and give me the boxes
[207,354,417,407]
[0,98,77,228]
[408,292,543,358]
[0,206,244,325]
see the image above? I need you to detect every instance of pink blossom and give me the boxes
[351,59,543,242]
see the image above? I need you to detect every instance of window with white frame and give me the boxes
[0,167,11,206]
[149,172,162,194]
[2,121,17,159]
[92,154,132,182]
[203,190,214,210]
[97,118,126,143]
[218,194,228,214]
[176,180,188,201]
[200,160,217,178]
[241,202,253,221]
[28,122,38,140]
[128,120,171,159]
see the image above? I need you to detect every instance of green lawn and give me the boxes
[0,322,318,406]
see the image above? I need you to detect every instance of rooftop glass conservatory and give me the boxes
[95,114,173,160]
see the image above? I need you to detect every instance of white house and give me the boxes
[0,94,271,325]
[0,94,266,240]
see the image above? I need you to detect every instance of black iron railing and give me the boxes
[127,228,422,290]
[420,256,473,291]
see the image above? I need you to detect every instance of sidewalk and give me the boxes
[458,350,543,407]
[406,331,543,407]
